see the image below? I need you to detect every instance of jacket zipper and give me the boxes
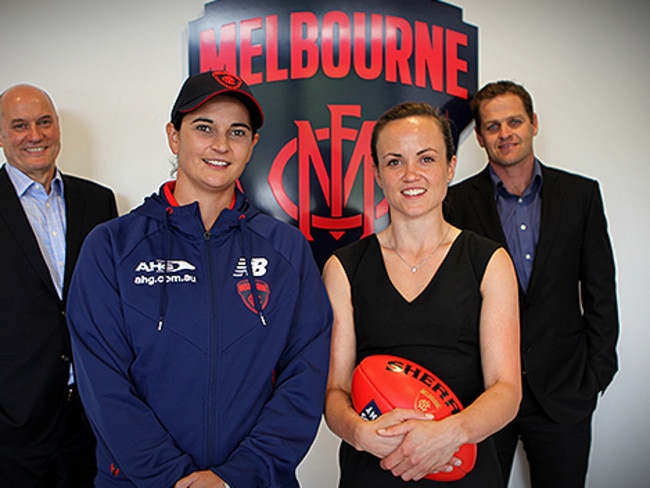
[205,230,219,465]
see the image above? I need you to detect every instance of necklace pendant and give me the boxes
[411,267,417,273]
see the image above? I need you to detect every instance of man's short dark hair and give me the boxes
[470,81,535,129]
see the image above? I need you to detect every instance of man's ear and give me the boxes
[474,126,486,148]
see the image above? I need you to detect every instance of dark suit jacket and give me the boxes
[445,163,619,424]
[0,166,117,449]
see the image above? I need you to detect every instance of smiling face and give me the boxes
[373,115,456,220]
[166,95,259,205]
[475,93,538,170]
[0,85,61,189]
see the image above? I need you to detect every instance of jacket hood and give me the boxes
[133,181,268,328]
[134,181,260,242]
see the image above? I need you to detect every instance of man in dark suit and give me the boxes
[445,80,619,488]
[0,84,118,486]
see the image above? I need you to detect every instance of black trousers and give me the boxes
[494,381,592,488]
[0,388,96,488]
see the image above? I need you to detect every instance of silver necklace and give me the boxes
[390,226,450,273]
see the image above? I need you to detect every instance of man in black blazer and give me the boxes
[0,84,117,486]
[445,81,618,488]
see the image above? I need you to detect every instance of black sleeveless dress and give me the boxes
[334,231,504,487]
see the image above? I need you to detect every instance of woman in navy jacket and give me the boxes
[67,71,332,488]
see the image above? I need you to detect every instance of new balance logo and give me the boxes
[232,257,269,278]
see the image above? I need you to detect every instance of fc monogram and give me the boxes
[268,104,387,241]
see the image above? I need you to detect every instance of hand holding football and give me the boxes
[351,354,477,481]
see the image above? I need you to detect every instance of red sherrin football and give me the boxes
[351,354,477,481]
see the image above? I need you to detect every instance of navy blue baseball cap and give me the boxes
[170,70,264,131]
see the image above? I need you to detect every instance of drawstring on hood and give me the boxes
[239,214,267,327]
[144,182,268,331]
[157,206,174,332]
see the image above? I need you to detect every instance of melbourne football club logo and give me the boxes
[211,70,243,89]
[187,0,478,267]
[236,279,271,313]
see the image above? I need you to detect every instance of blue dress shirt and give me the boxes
[489,160,542,291]
[5,163,67,298]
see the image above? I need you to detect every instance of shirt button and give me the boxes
[525,254,532,261]
[520,224,527,231]
[518,197,523,204]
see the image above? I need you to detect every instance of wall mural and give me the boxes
[188,0,478,267]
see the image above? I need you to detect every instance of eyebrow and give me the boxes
[10,114,54,124]
[231,122,252,131]
[189,117,252,131]
[484,114,525,125]
[383,147,440,159]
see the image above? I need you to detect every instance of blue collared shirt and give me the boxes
[489,160,542,291]
[5,162,67,298]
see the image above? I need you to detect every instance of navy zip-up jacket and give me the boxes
[67,183,332,487]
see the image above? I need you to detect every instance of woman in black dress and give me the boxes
[323,102,521,487]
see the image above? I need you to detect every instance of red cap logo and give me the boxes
[212,70,242,90]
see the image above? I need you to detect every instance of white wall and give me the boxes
[2,1,648,486]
